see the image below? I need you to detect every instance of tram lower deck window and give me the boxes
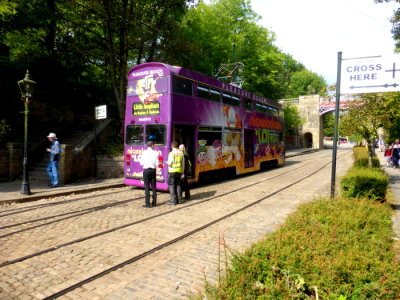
[198,128,222,146]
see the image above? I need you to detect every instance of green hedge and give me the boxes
[197,147,398,299]
[353,146,369,167]
[202,198,399,299]
[341,166,388,200]
[371,156,380,168]
[353,146,381,168]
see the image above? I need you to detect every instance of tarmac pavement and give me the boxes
[0,148,317,205]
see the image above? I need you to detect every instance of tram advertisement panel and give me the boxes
[126,68,168,120]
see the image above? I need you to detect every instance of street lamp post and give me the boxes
[17,70,37,195]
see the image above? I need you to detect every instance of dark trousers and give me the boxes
[180,175,190,200]
[393,156,399,168]
[168,172,182,204]
[143,168,157,207]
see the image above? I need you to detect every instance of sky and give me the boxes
[250,0,399,85]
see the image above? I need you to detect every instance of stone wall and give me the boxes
[95,155,124,178]
[58,125,114,183]
[0,130,122,183]
[0,143,23,182]
[8,143,23,180]
[59,144,73,184]
[280,95,324,149]
[297,95,324,149]
[0,149,9,181]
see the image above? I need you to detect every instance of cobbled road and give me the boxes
[0,149,353,300]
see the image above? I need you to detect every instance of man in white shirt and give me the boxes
[140,141,159,207]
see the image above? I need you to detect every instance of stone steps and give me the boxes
[29,130,92,184]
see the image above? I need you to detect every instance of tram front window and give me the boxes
[146,124,166,145]
[126,125,144,145]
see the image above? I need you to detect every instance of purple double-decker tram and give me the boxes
[124,62,285,191]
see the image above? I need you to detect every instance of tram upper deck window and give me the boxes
[244,98,253,111]
[146,124,166,145]
[173,76,193,96]
[222,92,240,106]
[198,126,222,146]
[126,125,144,145]
[255,103,269,114]
[256,103,279,115]
[269,107,279,116]
[197,84,221,102]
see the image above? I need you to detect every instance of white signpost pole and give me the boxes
[331,52,342,198]
[331,53,400,197]
[94,105,107,177]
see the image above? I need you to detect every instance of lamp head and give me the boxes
[18,70,37,100]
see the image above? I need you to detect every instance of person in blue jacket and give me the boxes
[46,133,61,188]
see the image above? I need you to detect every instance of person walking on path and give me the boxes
[46,133,61,188]
[140,141,159,208]
[384,144,392,166]
[391,139,400,169]
[179,144,191,201]
[166,141,184,205]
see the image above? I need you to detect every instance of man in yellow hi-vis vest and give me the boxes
[166,141,185,205]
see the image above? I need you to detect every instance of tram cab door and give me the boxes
[173,125,196,178]
[244,129,254,168]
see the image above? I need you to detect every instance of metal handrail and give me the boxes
[73,118,111,151]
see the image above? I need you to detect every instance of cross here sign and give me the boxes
[341,55,400,94]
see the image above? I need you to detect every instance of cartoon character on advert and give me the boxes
[222,132,242,164]
[136,74,161,104]
[222,106,242,128]
[208,139,223,166]
[197,140,209,166]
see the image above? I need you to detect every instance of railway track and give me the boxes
[0,149,352,299]
[0,151,330,236]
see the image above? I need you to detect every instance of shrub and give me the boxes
[353,146,369,167]
[341,166,388,200]
[371,156,380,168]
[202,198,399,299]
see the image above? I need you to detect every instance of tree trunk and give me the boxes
[366,138,374,166]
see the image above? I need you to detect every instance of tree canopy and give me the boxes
[0,0,327,143]
[375,0,400,49]
[283,103,304,136]
[340,92,400,158]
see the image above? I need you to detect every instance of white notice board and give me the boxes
[95,105,107,120]
[341,55,400,94]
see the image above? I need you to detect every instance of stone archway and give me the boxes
[279,95,355,149]
[304,132,313,149]
[279,95,323,149]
